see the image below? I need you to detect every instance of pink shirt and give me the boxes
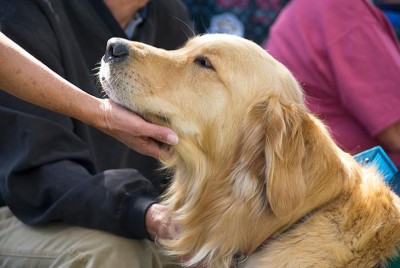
[265,0,400,166]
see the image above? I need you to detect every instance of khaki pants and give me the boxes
[0,207,180,268]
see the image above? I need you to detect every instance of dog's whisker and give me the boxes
[170,15,196,39]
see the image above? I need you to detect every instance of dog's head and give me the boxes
[100,34,327,266]
[100,34,308,217]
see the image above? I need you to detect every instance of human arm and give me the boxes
[0,0,162,239]
[265,0,400,165]
[0,76,159,239]
[329,9,400,159]
[0,31,177,158]
[377,121,400,154]
[145,203,180,240]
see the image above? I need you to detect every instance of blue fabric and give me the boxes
[383,10,400,39]
[375,0,400,39]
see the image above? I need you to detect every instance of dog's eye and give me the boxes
[194,56,215,71]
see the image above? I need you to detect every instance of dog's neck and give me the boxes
[161,115,358,267]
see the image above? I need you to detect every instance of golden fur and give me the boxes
[100,34,400,267]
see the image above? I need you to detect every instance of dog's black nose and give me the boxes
[104,38,129,63]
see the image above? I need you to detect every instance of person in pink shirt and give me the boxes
[264,0,400,167]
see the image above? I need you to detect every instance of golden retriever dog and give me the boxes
[99,34,400,267]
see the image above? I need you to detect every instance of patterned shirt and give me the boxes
[183,0,290,45]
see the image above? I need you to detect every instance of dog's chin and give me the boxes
[99,78,122,104]
[113,97,171,127]
[100,75,171,128]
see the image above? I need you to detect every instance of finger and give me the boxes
[138,139,163,159]
[111,101,179,145]
[140,121,179,146]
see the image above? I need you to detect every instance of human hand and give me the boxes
[96,99,178,159]
[145,203,179,241]
[146,204,209,267]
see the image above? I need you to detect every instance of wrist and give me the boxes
[145,203,159,240]
[145,203,175,241]
[88,98,112,132]
[67,93,105,129]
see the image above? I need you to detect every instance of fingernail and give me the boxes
[167,133,179,145]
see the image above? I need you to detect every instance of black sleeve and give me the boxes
[0,109,158,238]
[0,0,158,239]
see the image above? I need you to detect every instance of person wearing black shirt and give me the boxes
[0,0,193,266]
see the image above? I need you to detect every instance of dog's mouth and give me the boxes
[101,75,171,127]
[99,63,173,129]
[99,74,124,105]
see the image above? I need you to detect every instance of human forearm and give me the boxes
[0,32,178,157]
[377,120,400,154]
[0,32,100,125]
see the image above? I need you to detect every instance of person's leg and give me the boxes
[0,206,179,268]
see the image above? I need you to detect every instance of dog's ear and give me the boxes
[240,94,306,218]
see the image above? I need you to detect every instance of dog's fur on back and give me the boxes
[100,34,400,267]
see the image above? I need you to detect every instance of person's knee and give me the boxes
[50,230,168,268]
[0,208,176,268]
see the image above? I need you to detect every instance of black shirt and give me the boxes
[0,0,193,239]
